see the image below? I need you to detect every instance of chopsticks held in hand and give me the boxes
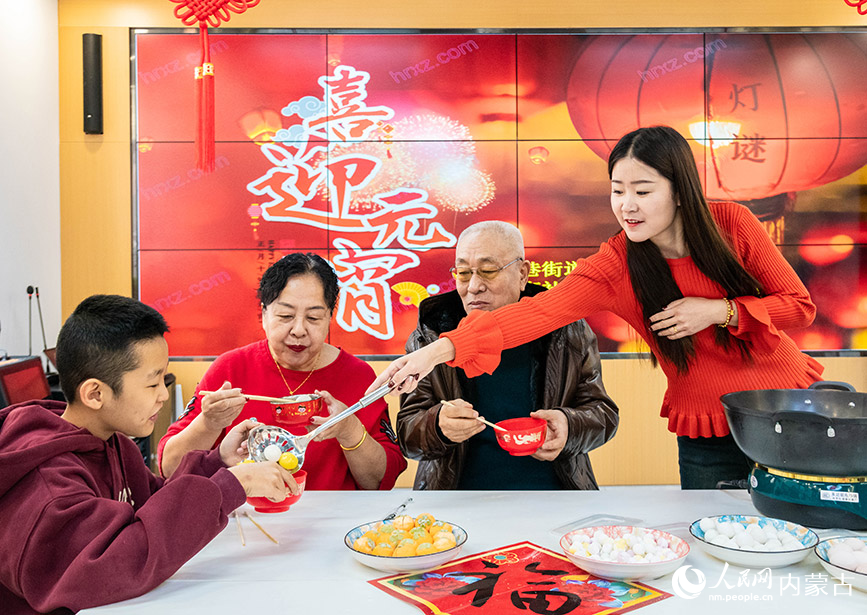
[199,390,292,404]
[440,400,507,432]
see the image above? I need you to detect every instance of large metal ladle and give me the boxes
[246,383,393,472]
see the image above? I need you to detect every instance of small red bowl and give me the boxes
[272,394,322,426]
[246,470,307,513]
[494,417,547,456]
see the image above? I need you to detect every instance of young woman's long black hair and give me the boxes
[608,126,763,373]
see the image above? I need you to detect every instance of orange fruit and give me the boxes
[392,515,415,531]
[433,531,456,546]
[415,541,437,555]
[353,537,375,554]
[393,539,418,557]
[386,530,408,546]
[372,542,395,556]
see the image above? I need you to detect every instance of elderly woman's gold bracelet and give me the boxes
[718,298,735,328]
[340,430,367,452]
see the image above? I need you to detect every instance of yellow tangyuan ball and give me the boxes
[353,536,375,554]
[438,522,453,533]
[278,452,299,471]
[432,537,456,552]
[392,515,415,531]
[415,513,435,529]
[393,538,418,557]
[409,526,430,541]
[415,541,437,555]
[372,542,395,556]
[362,530,379,542]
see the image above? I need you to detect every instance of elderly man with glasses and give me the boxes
[396,221,619,490]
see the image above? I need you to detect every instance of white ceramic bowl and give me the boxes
[559,525,689,581]
[344,519,468,574]
[689,514,818,568]
[815,537,867,592]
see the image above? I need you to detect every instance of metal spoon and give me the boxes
[247,382,393,471]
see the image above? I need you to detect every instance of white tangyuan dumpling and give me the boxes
[765,538,783,551]
[704,529,720,542]
[734,532,755,549]
[717,522,736,538]
[830,549,859,571]
[843,537,866,551]
[263,443,283,462]
[747,524,768,544]
[850,550,867,566]
[699,518,716,533]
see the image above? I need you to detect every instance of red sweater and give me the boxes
[0,401,245,614]
[158,341,406,490]
[443,201,823,438]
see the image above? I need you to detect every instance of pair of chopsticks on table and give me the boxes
[233,510,279,545]
[441,400,506,432]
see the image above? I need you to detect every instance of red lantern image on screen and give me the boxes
[565,33,867,241]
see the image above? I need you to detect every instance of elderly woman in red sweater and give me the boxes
[371,125,822,489]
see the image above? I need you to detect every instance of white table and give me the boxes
[81,488,866,614]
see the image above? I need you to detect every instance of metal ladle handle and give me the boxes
[304,383,393,441]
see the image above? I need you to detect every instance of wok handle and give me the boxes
[809,381,855,392]
[772,411,836,437]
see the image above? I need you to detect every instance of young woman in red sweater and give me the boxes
[371,125,822,489]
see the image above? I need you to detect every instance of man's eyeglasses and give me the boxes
[450,257,523,283]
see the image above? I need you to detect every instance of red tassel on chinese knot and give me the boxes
[195,24,215,172]
[170,0,262,172]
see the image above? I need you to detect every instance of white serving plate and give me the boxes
[559,525,689,581]
[815,536,867,592]
[344,519,468,574]
[689,514,818,568]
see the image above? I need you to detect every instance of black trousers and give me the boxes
[676,434,753,489]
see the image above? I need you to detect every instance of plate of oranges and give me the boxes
[344,513,468,573]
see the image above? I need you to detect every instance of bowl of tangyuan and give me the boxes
[689,514,818,568]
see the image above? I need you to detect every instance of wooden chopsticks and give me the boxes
[199,390,293,404]
[235,510,279,545]
[440,400,507,432]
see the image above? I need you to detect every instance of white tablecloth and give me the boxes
[81,487,866,614]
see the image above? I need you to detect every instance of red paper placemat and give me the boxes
[370,542,671,615]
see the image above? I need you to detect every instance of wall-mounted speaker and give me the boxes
[82,33,103,135]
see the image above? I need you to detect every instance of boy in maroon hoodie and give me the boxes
[0,295,300,614]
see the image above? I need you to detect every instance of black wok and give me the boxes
[721,382,867,476]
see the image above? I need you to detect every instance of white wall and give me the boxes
[0,0,61,360]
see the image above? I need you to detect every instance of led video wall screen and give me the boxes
[133,31,867,357]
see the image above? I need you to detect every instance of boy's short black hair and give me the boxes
[56,295,169,402]
[257,253,339,312]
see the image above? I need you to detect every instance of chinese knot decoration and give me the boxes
[169,0,261,171]
[845,0,867,16]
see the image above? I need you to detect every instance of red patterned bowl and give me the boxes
[494,417,547,456]
[271,394,322,426]
[246,470,307,513]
